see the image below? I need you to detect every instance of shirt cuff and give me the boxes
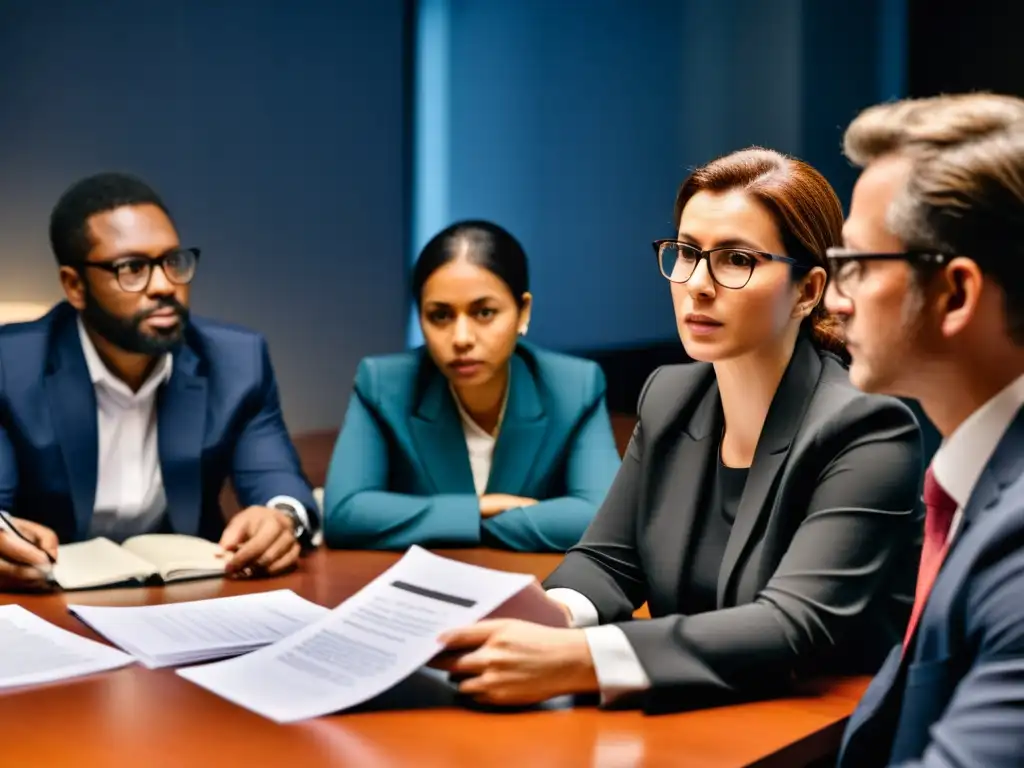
[545,588,600,628]
[583,625,651,706]
[266,496,319,544]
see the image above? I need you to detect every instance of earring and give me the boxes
[518,324,529,336]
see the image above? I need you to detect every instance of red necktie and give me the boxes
[903,467,958,651]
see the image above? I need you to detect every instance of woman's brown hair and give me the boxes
[673,147,846,357]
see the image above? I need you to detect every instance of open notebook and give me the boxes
[52,534,227,590]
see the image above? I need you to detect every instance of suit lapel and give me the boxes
[668,385,722,606]
[717,338,823,605]
[487,355,548,494]
[908,406,1024,652]
[44,317,98,540]
[636,365,721,611]
[961,407,1024,527]
[409,366,476,493]
[157,343,208,535]
[840,408,1024,762]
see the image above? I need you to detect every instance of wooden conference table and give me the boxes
[0,549,868,768]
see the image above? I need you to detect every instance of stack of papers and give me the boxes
[0,604,133,689]
[177,546,561,722]
[69,590,329,668]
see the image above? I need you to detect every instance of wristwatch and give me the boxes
[272,502,308,546]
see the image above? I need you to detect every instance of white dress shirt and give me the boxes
[77,319,310,541]
[930,372,1024,538]
[545,588,651,701]
[451,383,509,497]
[548,372,1024,704]
[79,319,173,541]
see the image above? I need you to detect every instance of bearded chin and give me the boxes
[81,291,188,355]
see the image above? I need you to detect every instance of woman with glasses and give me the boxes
[322,220,622,552]
[435,148,924,710]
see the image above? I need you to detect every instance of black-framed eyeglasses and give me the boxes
[653,239,805,290]
[825,247,949,299]
[78,248,201,293]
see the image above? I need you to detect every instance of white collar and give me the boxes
[931,372,1024,508]
[449,370,511,439]
[76,317,174,401]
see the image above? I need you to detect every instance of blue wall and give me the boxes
[413,0,905,352]
[0,0,409,431]
[0,1,905,428]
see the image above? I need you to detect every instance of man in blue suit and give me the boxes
[824,94,1024,766]
[0,172,318,590]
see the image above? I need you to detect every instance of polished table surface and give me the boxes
[0,549,868,768]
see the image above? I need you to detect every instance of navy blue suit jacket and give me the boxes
[839,407,1024,767]
[0,302,317,543]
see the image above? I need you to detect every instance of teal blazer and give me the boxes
[323,342,621,552]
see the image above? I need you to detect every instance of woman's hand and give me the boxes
[479,494,538,518]
[434,619,598,705]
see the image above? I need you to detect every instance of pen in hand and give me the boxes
[0,511,57,572]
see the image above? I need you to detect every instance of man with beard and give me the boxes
[0,172,318,590]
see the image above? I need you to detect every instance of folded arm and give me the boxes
[322,390,481,550]
[483,395,621,552]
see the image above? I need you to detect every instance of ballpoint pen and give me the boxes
[0,510,56,572]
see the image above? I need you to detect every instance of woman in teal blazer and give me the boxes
[323,221,621,552]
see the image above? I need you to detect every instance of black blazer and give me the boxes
[545,338,924,711]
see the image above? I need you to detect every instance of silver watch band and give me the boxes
[272,503,305,540]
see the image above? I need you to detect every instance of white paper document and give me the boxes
[0,604,133,689]
[177,546,537,722]
[68,590,330,668]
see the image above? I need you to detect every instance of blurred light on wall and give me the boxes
[408,0,451,349]
[0,301,51,324]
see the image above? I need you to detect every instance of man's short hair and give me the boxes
[844,93,1024,342]
[49,172,172,266]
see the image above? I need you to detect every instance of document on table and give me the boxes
[178,546,540,722]
[68,590,330,668]
[0,604,133,689]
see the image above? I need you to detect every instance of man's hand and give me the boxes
[0,518,58,592]
[433,619,598,705]
[219,506,299,578]
[479,494,539,519]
